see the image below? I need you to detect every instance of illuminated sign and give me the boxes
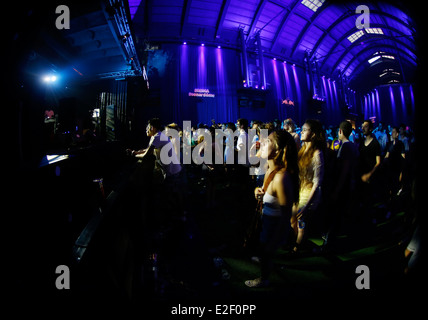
[281,98,294,106]
[189,88,215,98]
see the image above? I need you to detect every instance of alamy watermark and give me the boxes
[55,5,70,30]
[355,265,370,290]
[55,265,70,289]
[159,121,268,175]
[355,5,370,30]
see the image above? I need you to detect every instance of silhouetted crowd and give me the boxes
[130,116,419,286]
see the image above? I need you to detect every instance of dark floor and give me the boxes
[9,143,425,317]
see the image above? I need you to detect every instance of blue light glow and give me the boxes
[42,75,58,83]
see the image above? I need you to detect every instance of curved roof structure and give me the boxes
[129,0,418,88]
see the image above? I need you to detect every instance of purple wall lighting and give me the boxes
[389,85,397,125]
[126,0,417,127]
[292,64,302,121]
[179,42,189,121]
[216,47,223,73]
[327,78,333,112]
[410,84,415,114]
[371,91,376,120]
[197,45,207,89]
[367,93,372,118]
[400,85,406,117]
[375,89,381,121]
[292,64,301,104]
[322,76,328,108]
[215,46,229,122]
[359,84,415,126]
[332,80,338,112]
[283,62,293,101]
[180,41,415,127]
[272,59,286,120]
[364,95,368,119]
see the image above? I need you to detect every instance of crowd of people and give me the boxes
[128,116,418,288]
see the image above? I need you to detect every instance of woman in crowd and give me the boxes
[245,130,300,287]
[291,119,325,253]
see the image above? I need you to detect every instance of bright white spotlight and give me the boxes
[42,75,58,83]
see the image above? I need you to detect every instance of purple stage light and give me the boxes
[327,77,333,112]
[216,44,230,122]
[364,95,368,119]
[332,79,338,111]
[292,63,301,107]
[197,44,206,88]
[321,76,327,100]
[179,42,188,121]
[389,86,397,124]
[273,58,282,117]
[283,63,292,100]
[410,84,415,113]
[376,89,381,121]
[400,85,406,119]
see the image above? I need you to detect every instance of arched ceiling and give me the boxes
[129,0,418,86]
